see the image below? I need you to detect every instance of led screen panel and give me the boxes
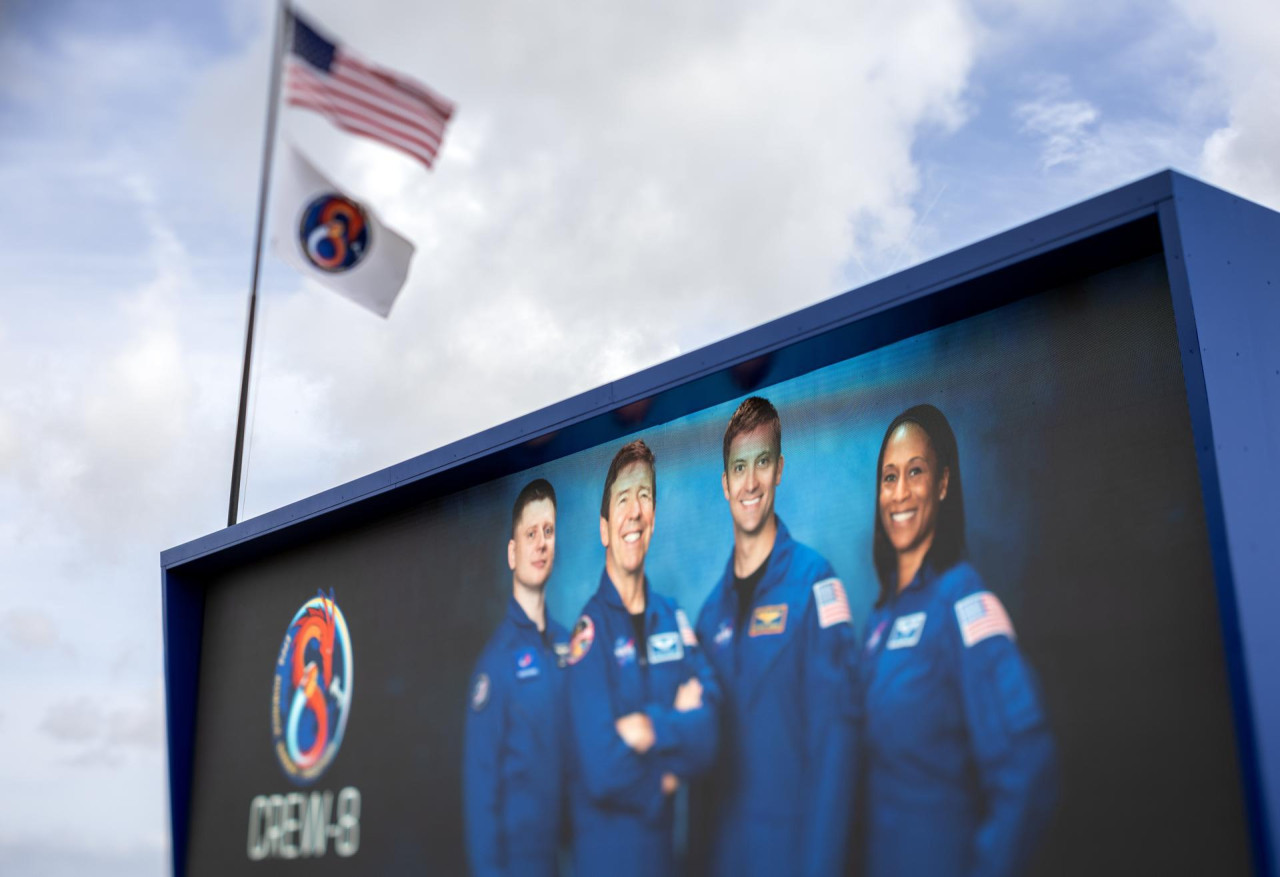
[183,253,1252,876]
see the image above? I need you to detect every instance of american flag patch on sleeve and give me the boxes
[813,578,852,629]
[954,591,1015,647]
[675,609,698,647]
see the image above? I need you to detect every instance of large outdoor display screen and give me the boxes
[183,254,1253,876]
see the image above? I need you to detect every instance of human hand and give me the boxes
[661,773,680,796]
[615,712,656,754]
[673,677,703,713]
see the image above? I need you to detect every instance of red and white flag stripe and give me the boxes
[283,14,454,171]
[286,66,441,166]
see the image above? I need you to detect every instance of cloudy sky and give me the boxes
[0,0,1277,872]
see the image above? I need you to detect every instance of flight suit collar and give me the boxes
[597,568,658,627]
[506,593,559,655]
[751,517,797,601]
[889,559,940,607]
[714,516,798,606]
[506,593,540,629]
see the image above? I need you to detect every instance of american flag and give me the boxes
[813,578,852,629]
[955,591,1015,648]
[284,10,455,170]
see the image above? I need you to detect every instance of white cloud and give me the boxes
[1015,77,1101,170]
[39,697,100,744]
[0,609,59,651]
[39,687,163,753]
[1177,0,1280,208]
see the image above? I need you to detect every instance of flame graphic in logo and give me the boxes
[271,589,353,784]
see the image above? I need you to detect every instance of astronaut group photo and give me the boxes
[450,267,1243,877]
[463,396,1054,877]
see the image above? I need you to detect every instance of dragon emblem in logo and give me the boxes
[271,589,353,784]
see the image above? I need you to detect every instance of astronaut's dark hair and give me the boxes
[600,440,656,521]
[872,404,966,608]
[722,396,782,471]
[511,478,556,536]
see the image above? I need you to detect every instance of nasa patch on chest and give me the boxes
[614,636,637,667]
[647,631,685,664]
[886,612,927,650]
[514,648,542,679]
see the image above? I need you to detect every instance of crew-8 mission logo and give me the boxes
[272,589,353,782]
[247,591,359,862]
[299,194,370,273]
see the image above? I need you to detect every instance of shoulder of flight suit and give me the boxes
[932,559,983,602]
[648,589,681,624]
[470,623,514,703]
[789,542,854,638]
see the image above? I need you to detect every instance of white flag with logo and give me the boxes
[270,143,414,317]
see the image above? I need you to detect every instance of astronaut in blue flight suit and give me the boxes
[565,439,720,877]
[464,479,571,877]
[691,396,859,877]
[858,405,1056,877]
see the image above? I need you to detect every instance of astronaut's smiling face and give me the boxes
[601,462,655,579]
[879,421,949,557]
[722,424,783,538]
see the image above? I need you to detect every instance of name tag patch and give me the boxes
[714,620,733,647]
[749,604,788,637]
[886,612,926,650]
[553,641,570,668]
[515,648,541,679]
[647,631,685,664]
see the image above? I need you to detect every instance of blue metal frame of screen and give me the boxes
[161,170,1280,877]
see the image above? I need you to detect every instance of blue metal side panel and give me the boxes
[162,568,204,877]
[1162,178,1280,876]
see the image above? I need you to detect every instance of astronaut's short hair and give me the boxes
[600,440,655,521]
[511,478,557,536]
[722,396,782,471]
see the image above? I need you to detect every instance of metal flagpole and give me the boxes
[228,0,290,527]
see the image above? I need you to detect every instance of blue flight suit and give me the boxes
[858,561,1057,877]
[565,570,720,877]
[463,596,570,877]
[693,519,859,877]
